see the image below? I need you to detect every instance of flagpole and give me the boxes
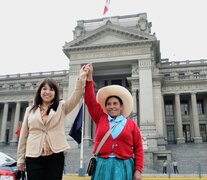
[103,0,111,20]
[78,99,85,176]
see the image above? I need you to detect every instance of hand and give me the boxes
[133,170,142,180]
[17,163,25,171]
[79,64,88,80]
[84,63,93,81]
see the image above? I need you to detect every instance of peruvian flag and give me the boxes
[103,0,110,15]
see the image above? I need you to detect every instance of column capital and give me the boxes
[174,92,181,96]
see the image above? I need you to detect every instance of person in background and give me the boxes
[17,65,88,180]
[84,64,144,180]
[172,160,179,174]
[163,160,168,174]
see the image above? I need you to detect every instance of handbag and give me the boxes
[86,122,119,176]
[86,156,96,176]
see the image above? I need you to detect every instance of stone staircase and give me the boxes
[2,142,207,175]
[166,142,207,174]
[64,144,93,174]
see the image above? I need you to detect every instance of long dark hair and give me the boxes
[30,78,60,114]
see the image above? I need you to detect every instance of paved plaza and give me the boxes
[1,142,207,176]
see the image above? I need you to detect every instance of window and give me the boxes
[181,102,189,115]
[200,124,207,142]
[111,79,122,86]
[104,80,108,86]
[179,73,185,80]
[125,79,129,88]
[164,74,170,77]
[193,72,200,78]
[164,74,170,80]
[165,103,173,116]
[157,156,167,160]
[197,100,204,114]
[7,107,12,121]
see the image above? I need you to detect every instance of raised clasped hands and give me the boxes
[85,63,93,81]
[79,64,88,80]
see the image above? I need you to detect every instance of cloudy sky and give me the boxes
[0,0,206,75]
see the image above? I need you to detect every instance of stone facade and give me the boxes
[1,13,207,169]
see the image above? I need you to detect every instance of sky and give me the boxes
[0,0,207,75]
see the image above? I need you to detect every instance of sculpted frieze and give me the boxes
[0,94,33,102]
[162,84,207,94]
[71,48,149,60]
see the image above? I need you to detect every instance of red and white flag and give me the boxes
[16,124,22,138]
[103,0,110,15]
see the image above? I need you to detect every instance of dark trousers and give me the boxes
[163,167,167,174]
[26,152,64,180]
[173,166,179,174]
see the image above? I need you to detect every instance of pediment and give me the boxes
[63,21,156,49]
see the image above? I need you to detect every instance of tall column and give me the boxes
[139,59,157,151]
[161,95,167,140]
[188,98,194,141]
[175,93,185,144]
[131,89,138,123]
[139,59,155,125]
[153,80,166,150]
[191,93,202,143]
[0,102,9,144]
[203,96,207,118]
[127,64,139,125]
[11,102,21,144]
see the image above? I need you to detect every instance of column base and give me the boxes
[144,136,158,151]
[157,137,167,151]
[176,137,185,144]
[194,137,203,143]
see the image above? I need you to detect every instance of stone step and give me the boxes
[4,142,207,175]
[166,142,207,174]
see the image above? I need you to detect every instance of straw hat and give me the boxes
[96,85,133,118]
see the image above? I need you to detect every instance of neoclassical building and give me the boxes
[1,13,207,167]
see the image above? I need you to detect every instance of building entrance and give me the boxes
[167,125,175,144]
[200,124,207,142]
[183,124,191,143]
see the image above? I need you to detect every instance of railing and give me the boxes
[163,74,207,81]
[0,70,69,80]
[160,59,207,67]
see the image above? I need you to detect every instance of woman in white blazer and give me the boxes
[17,65,87,180]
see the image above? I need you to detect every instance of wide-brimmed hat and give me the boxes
[96,85,133,118]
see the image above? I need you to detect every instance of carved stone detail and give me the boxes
[162,84,207,94]
[131,63,139,76]
[138,59,152,70]
[137,16,152,33]
[71,48,149,60]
